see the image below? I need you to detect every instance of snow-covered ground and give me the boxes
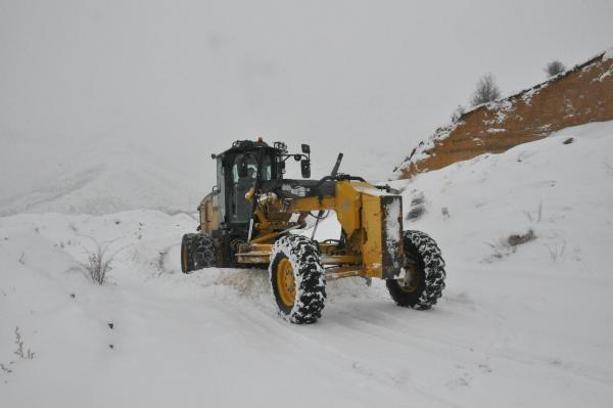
[2,121,613,407]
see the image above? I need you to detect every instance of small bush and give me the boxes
[451,105,465,123]
[471,74,501,106]
[80,241,114,285]
[545,60,566,77]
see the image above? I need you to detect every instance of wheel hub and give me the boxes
[276,258,296,308]
[399,262,419,293]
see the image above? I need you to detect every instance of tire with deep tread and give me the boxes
[181,233,216,273]
[269,235,326,324]
[386,230,446,309]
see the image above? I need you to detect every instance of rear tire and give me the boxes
[386,230,446,309]
[269,235,326,324]
[181,233,216,273]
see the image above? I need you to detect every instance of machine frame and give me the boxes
[197,139,406,281]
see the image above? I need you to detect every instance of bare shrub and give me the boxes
[451,105,465,123]
[75,235,127,285]
[75,237,121,285]
[545,241,566,263]
[14,327,35,360]
[82,243,113,285]
[471,74,501,106]
[545,60,566,77]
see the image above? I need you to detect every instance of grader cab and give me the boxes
[181,139,446,323]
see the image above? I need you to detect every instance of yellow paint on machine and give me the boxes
[199,178,403,280]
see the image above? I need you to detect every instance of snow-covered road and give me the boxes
[2,122,613,407]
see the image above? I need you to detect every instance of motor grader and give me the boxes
[181,139,446,323]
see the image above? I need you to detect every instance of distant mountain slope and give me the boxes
[0,143,202,216]
[394,48,613,178]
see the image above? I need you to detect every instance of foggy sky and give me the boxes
[1,0,612,191]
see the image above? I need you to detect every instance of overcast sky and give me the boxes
[1,0,612,189]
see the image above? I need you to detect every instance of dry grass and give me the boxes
[14,326,35,360]
[485,229,537,262]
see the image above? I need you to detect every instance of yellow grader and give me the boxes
[181,139,446,323]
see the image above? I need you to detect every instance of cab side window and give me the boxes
[230,153,258,223]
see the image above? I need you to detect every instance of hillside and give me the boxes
[2,121,612,407]
[394,49,613,178]
[0,141,203,217]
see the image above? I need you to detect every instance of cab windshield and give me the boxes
[231,154,273,182]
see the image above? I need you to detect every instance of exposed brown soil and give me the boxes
[397,51,613,178]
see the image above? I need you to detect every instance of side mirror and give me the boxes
[301,159,311,179]
[301,144,310,155]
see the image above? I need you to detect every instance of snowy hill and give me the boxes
[1,121,613,407]
[0,139,203,216]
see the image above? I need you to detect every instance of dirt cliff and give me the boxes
[395,49,613,178]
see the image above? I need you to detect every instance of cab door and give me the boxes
[229,153,258,224]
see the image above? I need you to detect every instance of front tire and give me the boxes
[386,230,446,309]
[269,235,326,324]
[181,233,216,273]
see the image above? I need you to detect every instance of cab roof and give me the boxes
[214,139,287,159]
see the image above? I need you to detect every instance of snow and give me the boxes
[2,121,613,407]
[593,50,613,82]
[490,99,514,121]
[521,86,540,105]
[383,197,402,259]
[0,141,202,216]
